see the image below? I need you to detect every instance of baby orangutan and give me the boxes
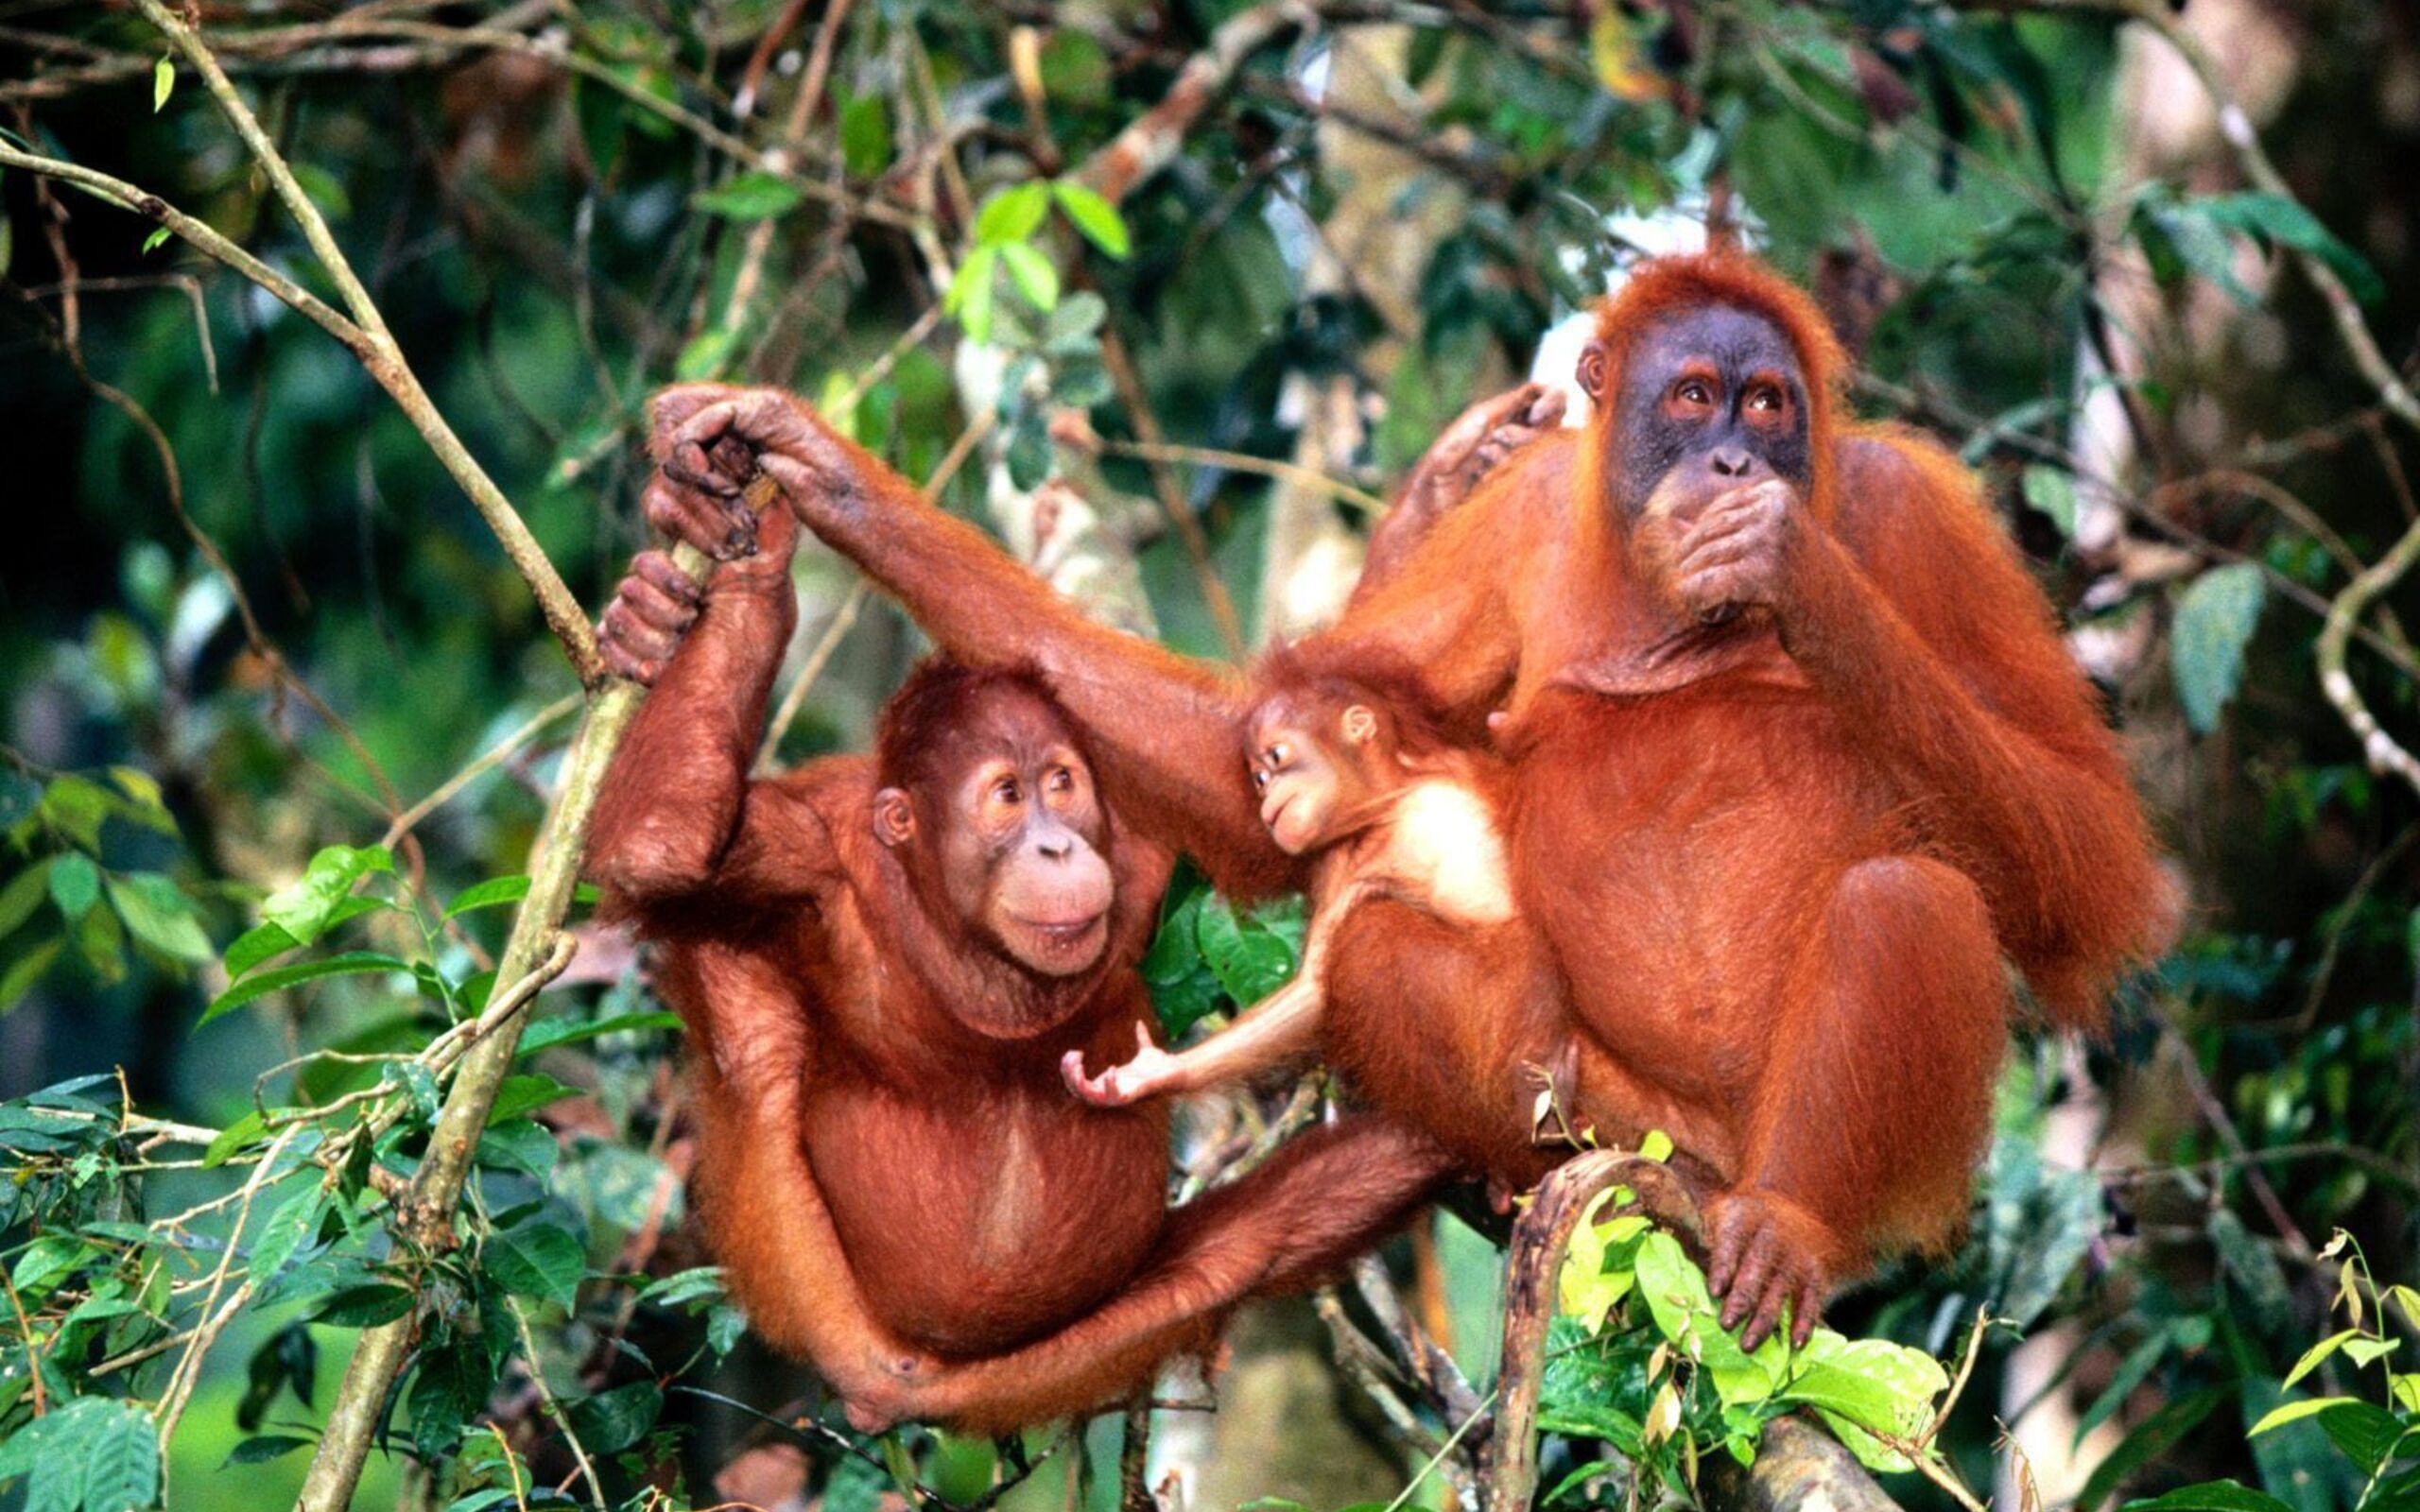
[1063,658,1599,1188]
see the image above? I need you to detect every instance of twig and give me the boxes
[1097,324,1248,659]
[1092,437,1392,516]
[505,1294,609,1511]
[381,695,582,849]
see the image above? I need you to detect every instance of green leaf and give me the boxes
[2023,466,2079,540]
[260,845,392,947]
[2199,192,2386,307]
[475,1118,559,1179]
[485,1220,585,1307]
[222,1436,313,1468]
[1194,893,1298,1006]
[141,226,171,255]
[249,1187,325,1286]
[838,94,890,178]
[1052,180,1132,258]
[312,1282,416,1328]
[11,1234,94,1295]
[974,181,1051,247]
[676,326,736,382]
[199,950,409,1026]
[0,938,60,1009]
[565,1381,662,1452]
[488,1073,579,1123]
[2171,562,2266,733]
[2280,1328,2362,1390]
[999,241,1061,312]
[691,170,804,221]
[2309,1398,2405,1472]
[47,851,100,921]
[948,246,997,344]
[204,1109,268,1168]
[224,920,302,980]
[515,1010,682,1055]
[9,1397,157,1512]
[2079,1385,2230,1512]
[152,55,173,112]
[2120,1482,2296,1512]
[443,875,532,918]
[640,1266,727,1309]
[0,859,53,940]
[107,871,213,963]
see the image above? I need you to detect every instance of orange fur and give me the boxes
[692,251,2167,1324]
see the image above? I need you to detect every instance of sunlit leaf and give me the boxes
[1051,180,1130,258]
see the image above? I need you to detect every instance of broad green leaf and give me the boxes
[2310,1398,2405,1472]
[475,1118,559,1179]
[640,1266,727,1309]
[691,170,804,221]
[2171,562,2265,733]
[1000,241,1061,312]
[2199,192,2385,306]
[223,1436,313,1468]
[488,1073,579,1123]
[11,1234,93,1295]
[2280,1328,2362,1389]
[443,875,532,917]
[2248,1397,2347,1435]
[2120,1482,2296,1512]
[0,859,54,939]
[2079,1386,2231,1512]
[312,1282,417,1328]
[248,1187,324,1286]
[565,1380,662,1452]
[1194,893,1297,1006]
[485,1219,586,1307]
[77,1395,162,1512]
[260,845,392,946]
[47,851,100,920]
[974,181,1050,247]
[838,94,890,178]
[40,775,114,850]
[204,1109,268,1168]
[199,950,409,1026]
[515,1010,682,1055]
[224,920,302,980]
[107,871,213,962]
[1052,180,1132,258]
[152,56,173,112]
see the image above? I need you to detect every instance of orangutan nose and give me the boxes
[1710,447,1756,477]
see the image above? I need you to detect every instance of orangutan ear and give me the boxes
[873,788,916,848]
[1341,705,1379,746]
[1577,341,1609,405]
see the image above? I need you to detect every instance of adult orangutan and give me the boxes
[586,387,1546,1428]
[648,251,2169,1349]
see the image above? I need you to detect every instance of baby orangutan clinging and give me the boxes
[1063,657,1599,1192]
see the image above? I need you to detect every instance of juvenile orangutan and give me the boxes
[1062,655,1598,1190]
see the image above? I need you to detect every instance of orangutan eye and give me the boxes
[1046,766,1074,795]
[1746,385,1782,413]
[1675,379,1714,407]
[1252,768,1270,791]
[1267,743,1292,769]
[993,777,1021,805]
